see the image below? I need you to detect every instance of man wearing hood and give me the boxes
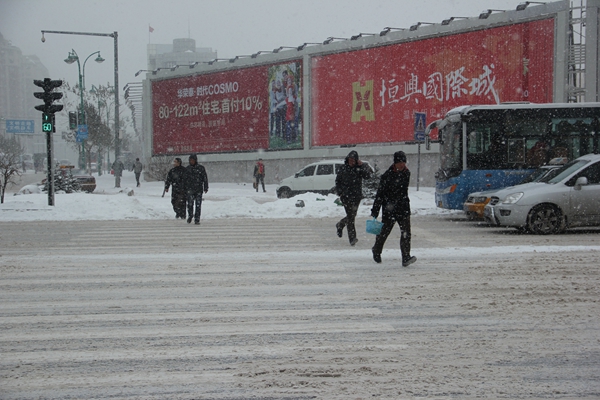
[164,158,187,219]
[335,150,371,246]
[184,154,209,225]
[370,151,416,267]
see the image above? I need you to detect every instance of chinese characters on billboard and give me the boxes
[311,19,555,146]
[152,61,302,155]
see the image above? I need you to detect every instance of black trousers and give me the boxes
[372,214,411,261]
[187,193,203,222]
[171,192,186,218]
[338,199,360,242]
[255,174,265,192]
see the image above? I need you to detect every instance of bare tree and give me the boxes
[146,156,173,182]
[0,135,24,203]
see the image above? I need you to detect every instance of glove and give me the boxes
[371,212,379,219]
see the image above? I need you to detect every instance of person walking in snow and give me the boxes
[370,151,416,267]
[164,158,187,219]
[253,158,266,192]
[112,158,125,188]
[335,150,371,246]
[184,154,209,225]
[132,158,143,187]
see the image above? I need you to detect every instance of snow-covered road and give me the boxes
[1,216,599,399]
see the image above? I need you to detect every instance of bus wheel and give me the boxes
[527,204,562,235]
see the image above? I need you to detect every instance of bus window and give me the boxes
[465,122,506,169]
[508,139,525,164]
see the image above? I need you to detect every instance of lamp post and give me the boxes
[64,49,104,170]
[41,29,120,187]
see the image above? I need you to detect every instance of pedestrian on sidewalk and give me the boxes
[184,154,209,225]
[370,151,416,267]
[335,150,371,246]
[112,158,124,188]
[132,158,143,187]
[253,158,266,192]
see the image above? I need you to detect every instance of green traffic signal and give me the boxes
[42,113,55,133]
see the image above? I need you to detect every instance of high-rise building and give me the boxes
[147,38,217,70]
[0,32,49,153]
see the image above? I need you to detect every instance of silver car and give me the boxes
[484,153,600,234]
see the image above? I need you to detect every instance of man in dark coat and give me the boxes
[253,158,266,192]
[335,150,371,246]
[370,151,416,267]
[184,154,209,225]
[164,158,187,219]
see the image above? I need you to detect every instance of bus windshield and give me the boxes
[438,119,462,178]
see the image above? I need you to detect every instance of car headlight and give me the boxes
[502,192,524,204]
[473,196,488,204]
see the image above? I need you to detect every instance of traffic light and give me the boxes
[41,113,55,133]
[68,111,77,130]
[33,78,64,114]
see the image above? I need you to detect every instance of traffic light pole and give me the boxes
[41,29,120,178]
[34,78,63,206]
[46,128,54,206]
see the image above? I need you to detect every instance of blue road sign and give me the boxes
[6,119,35,134]
[76,124,88,142]
[414,112,426,142]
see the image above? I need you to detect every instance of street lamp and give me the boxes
[41,29,120,188]
[64,49,105,170]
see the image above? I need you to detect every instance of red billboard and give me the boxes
[152,61,302,155]
[311,19,555,146]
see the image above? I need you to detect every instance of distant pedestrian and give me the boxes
[112,158,125,188]
[253,158,266,192]
[164,158,187,219]
[132,158,143,187]
[335,150,371,246]
[184,154,209,225]
[370,151,416,267]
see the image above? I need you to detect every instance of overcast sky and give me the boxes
[1,0,532,89]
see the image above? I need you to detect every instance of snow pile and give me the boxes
[0,172,451,221]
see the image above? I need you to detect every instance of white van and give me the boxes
[276,160,373,198]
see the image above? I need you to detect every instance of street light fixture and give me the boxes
[41,29,121,186]
[441,17,469,25]
[410,22,435,31]
[64,48,104,170]
[479,9,505,19]
[350,33,376,40]
[380,27,405,36]
[323,37,348,45]
[516,1,546,11]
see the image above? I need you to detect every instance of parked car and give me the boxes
[463,161,564,219]
[74,173,96,193]
[276,160,373,199]
[483,153,600,234]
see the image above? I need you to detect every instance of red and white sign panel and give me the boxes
[311,19,555,145]
[152,61,302,155]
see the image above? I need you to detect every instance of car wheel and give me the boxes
[277,187,292,199]
[527,204,562,235]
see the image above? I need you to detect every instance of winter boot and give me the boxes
[402,256,417,267]
[372,249,382,263]
[336,222,343,238]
